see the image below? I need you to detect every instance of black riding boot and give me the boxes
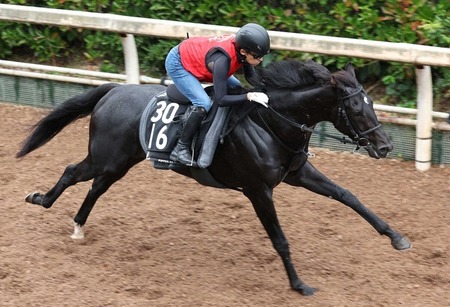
[170,106,207,166]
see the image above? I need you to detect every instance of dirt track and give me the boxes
[1,102,449,306]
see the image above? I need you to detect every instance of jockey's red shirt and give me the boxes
[179,34,243,82]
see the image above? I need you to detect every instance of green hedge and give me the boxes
[1,0,449,108]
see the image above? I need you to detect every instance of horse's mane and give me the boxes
[249,59,357,91]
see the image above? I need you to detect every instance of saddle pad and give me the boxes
[139,90,230,170]
[138,90,233,189]
[139,91,189,167]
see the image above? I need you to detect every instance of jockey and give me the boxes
[165,23,271,166]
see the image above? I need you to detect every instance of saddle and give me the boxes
[139,84,230,171]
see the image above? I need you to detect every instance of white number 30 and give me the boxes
[149,101,179,150]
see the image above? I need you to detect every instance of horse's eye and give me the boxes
[363,96,369,104]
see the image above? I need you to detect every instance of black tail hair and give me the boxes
[16,83,120,158]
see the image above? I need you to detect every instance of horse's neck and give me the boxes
[247,86,338,152]
[269,86,336,124]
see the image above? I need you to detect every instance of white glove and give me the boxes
[247,92,269,108]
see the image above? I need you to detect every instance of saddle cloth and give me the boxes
[139,84,229,170]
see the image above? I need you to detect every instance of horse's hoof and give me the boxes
[71,223,85,239]
[293,282,317,296]
[392,237,412,250]
[25,192,38,204]
[70,233,85,240]
[300,286,317,296]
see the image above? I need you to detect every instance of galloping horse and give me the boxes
[17,60,411,296]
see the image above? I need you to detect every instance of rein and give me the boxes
[257,105,356,153]
[257,85,381,152]
[221,85,382,153]
[256,105,307,153]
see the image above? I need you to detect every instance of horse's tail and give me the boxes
[16,83,120,158]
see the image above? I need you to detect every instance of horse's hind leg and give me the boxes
[25,158,96,208]
[71,170,129,239]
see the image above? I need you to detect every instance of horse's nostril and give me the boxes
[378,145,393,157]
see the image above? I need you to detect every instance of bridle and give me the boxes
[335,85,381,148]
[256,85,381,153]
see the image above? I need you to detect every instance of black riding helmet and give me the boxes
[235,23,270,58]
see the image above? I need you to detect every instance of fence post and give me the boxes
[120,33,140,84]
[415,65,433,171]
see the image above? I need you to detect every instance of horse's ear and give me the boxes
[331,74,346,91]
[344,62,356,78]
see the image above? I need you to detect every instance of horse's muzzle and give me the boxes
[366,143,393,159]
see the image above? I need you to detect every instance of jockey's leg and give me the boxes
[170,106,207,166]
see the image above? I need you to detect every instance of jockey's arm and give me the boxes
[207,51,248,107]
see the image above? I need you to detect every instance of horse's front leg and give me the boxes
[283,161,411,250]
[243,185,316,296]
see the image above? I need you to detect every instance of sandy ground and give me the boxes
[1,102,449,307]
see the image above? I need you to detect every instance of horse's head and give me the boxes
[331,63,393,159]
[250,60,392,159]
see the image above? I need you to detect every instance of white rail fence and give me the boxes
[0,4,449,171]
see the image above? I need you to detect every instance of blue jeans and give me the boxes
[227,75,241,89]
[165,45,241,112]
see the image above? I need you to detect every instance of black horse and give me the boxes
[16,60,411,296]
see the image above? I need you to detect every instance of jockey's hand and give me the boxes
[247,92,269,108]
